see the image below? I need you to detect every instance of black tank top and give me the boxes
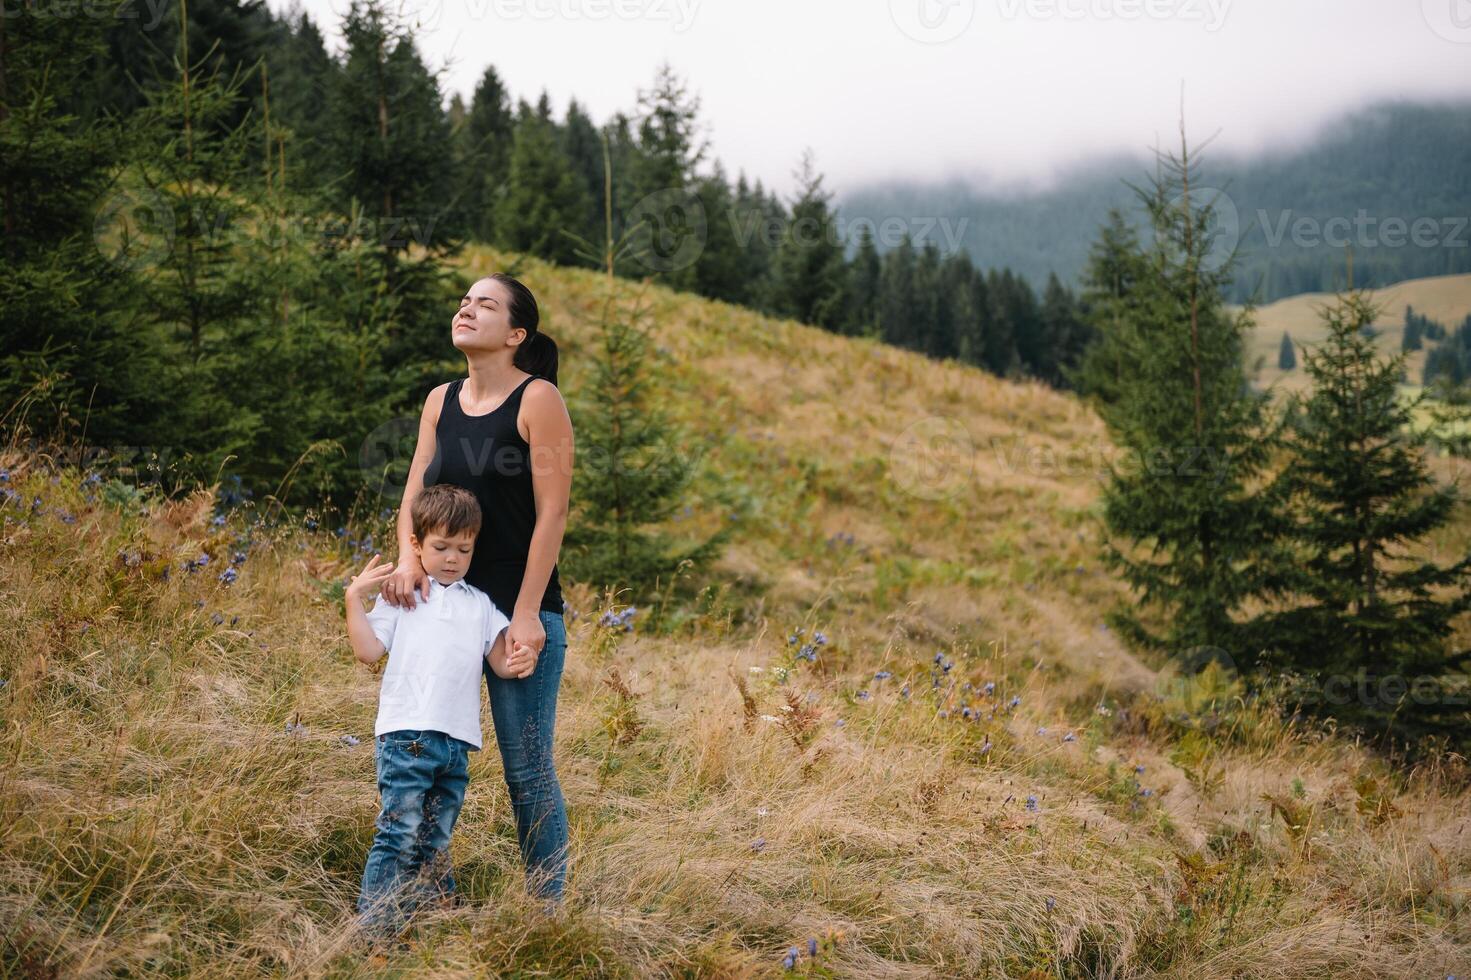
[424,375,564,616]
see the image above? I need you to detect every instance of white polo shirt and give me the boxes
[364,575,511,750]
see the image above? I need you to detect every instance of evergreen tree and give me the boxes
[1279,331,1297,370]
[562,98,608,260]
[951,259,991,366]
[1095,129,1296,665]
[770,149,847,330]
[982,268,1023,376]
[844,224,882,338]
[878,233,918,349]
[689,162,748,305]
[498,105,591,266]
[1038,272,1091,387]
[0,0,176,449]
[562,143,729,600]
[1068,208,1147,403]
[910,241,948,357]
[454,64,515,243]
[625,63,707,290]
[1252,289,1471,746]
[324,0,459,244]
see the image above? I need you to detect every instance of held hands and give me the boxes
[502,638,539,679]
[347,553,395,601]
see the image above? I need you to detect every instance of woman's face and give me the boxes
[452,277,523,353]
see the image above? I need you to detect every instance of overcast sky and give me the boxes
[268,0,1471,199]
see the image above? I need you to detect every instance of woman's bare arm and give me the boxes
[383,383,448,609]
[509,379,574,651]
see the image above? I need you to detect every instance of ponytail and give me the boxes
[489,271,559,386]
[514,330,559,386]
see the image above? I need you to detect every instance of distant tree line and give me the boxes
[72,0,1094,387]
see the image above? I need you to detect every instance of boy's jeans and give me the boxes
[485,609,569,903]
[356,729,470,938]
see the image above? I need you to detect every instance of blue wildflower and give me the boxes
[212,514,226,527]
[230,550,247,565]
[219,567,238,585]
[340,734,361,747]
[751,837,765,852]
[1026,795,1039,812]
[983,681,995,695]
[211,612,224,625]
[782,946,798,970]
[305,517,319,531]
[1046,896,1056,912]
[1063,732,1076,742]
[874,670,891,681]
[807,937,817,957]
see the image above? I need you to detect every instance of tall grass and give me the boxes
[3,254,1469,976]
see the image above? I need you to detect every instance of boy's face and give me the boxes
[410,527,476,584]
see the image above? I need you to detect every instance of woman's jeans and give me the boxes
[485,609,569,902]
[357,729,471,938]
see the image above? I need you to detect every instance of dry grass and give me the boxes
[1,252,1469,976]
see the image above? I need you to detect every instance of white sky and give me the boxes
[268,0,1471,199]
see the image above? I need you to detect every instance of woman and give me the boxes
[380,272,574,906]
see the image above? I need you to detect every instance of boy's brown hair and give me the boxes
[411,484,482,542]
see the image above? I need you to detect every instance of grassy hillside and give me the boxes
[1243,271,1471,395]
[2,248,1469,977]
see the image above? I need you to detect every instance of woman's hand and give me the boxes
[507,609,546,659]
[382,551,429,609]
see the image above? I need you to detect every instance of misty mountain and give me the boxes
[837,100,1471,304]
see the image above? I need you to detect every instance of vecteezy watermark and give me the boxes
[359,418,702,497]
[1422,0,1471,43]
[1255,209,1470,251]
[93,196,445,273]
[889,0,975,43]
[988,435,1239,488]
[1,0,174,31]
[360,417,421,498]
[727,210,970,255]
[995,0,1232,31]
[94,187,175,273]
[888,416,975,501]
[466,0,700,30]
[1159,186,1239,274]
[626,188,708,274]
[1281,669,1471,709]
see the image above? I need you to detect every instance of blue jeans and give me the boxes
[485,609,569,902]
[356,729,471,938]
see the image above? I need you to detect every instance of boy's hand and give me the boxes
[346,553,394,601]
[505,639,539,679]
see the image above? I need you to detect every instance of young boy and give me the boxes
[343,483,536,941]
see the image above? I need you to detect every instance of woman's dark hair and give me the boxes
[490,272,558,386]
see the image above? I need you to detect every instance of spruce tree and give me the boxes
[1095,127,1296,665]
[1069,208,1147,403]
[454,64,515,244]
[0,0,176,449]
[878,233,918,349]
[498,105,591,266]
[771,149,847,331]
[1039,272,1090,387]
[845,224,882,338]
[1253,289,1471,745]
[1279,331,1297,370]
[561,136,729,600]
